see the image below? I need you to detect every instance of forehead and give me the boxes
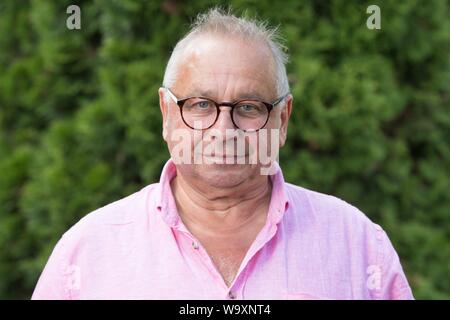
[174,34,277,100]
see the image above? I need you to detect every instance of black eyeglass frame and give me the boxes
[164,87,289,132]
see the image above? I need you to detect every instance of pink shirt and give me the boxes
[32,159,413,300]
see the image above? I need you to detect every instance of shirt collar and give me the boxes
[154,158,290,228]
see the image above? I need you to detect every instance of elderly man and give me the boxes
[32,9,413,300]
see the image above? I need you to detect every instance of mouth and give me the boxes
[199,153,248,163]
[202,153,247,158]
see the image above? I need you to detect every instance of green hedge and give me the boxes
[0,0,448,299]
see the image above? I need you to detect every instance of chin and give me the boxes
[194,163,254,188]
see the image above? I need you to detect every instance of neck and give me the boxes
[170,172,272,236]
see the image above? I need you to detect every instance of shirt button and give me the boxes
[192,241,199,250]
[228,291,236,299]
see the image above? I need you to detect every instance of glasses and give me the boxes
[164,87,288,132]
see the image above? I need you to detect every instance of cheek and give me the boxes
[166,114,189,145]
[165,117,199,159]
[167,108,182,126]
[166,110,188,136]
[266,110,282,129]
[257,113,283,156]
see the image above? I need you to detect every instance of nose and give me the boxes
[210,106,236,131]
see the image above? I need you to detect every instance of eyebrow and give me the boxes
[189,89,268,102]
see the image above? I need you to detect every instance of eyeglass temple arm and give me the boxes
[272,93,290,107]
[165,87,289,107]
[164,87,178,104]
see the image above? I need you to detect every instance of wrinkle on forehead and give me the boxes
[173,34,278,100]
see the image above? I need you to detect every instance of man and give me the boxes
[32,8,413,299]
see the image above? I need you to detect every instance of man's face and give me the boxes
[159,34,292,188]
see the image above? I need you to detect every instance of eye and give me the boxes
[238,104,257,112]
[236,102,266,114]
[197,101,211,109]
[192,100,213,110]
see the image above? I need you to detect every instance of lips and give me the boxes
[201,152,247,157]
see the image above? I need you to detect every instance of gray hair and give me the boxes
[162,7,290,99]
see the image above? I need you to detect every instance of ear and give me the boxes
[158,87,169,141]
[279,94,293,148]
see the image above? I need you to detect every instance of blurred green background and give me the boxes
[0,0,449,299]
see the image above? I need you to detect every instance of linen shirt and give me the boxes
[32,159,414,299]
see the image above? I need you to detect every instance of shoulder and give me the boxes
[283,182,390,263]
[283,183,414,299]
[284,182,377,230]
[59,183,159,247]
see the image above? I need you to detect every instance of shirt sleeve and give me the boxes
[376,225,414,300]
[31,236,69,300]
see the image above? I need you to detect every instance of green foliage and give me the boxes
[0,0,449,299]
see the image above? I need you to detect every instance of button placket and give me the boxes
[183,230,247,294]
[188,237,231,290]
[228,291,236,299]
